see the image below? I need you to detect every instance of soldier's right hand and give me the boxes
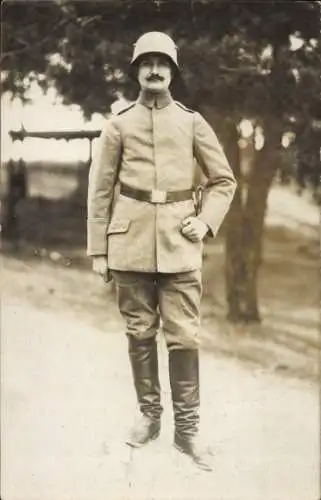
[92,256,111,282]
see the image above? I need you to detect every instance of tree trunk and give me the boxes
[224,121,282,323]
[221,121,246,321]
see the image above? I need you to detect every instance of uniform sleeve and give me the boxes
[87,119,122,256]
[193,112,237,237]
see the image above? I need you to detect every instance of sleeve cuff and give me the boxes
[87,219,108,256]
[196,215,215,238]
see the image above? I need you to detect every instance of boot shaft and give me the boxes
[128,335,162,421]
[169,349,200,435]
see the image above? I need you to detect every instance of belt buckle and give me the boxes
[151,189,167,204]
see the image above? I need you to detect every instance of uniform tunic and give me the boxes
[87,92,236,273]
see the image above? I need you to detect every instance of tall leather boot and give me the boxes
[169,349,212,471]
[126,336,162,447]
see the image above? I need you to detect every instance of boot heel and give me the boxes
[174,434,213,472]
[151,428,160,440]
[174,441,185,454]
[126,416,161,448]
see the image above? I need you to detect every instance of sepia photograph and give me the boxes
[1,1,320,499]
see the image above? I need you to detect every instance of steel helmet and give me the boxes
[131,31,179,70]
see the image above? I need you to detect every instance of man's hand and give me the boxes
[92,256,111,282]
[179,217,209,242]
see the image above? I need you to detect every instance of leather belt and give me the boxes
[120,182,193,204]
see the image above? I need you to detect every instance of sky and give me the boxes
[2,83,109,163]
[2,82,132,164]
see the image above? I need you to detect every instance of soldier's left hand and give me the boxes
[180,217,209,242]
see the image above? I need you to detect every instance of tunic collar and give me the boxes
[138,90,173,109]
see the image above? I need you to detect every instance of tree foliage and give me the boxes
[2,1,320,120]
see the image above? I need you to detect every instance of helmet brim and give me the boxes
[129,52,179,82]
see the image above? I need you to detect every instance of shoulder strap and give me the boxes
[116,102,136,115]
[175,101,195,114]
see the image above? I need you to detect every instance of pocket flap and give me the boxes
[107,219,131,235]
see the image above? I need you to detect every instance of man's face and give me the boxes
[137,54,172,93]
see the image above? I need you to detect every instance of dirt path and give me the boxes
[1,296,319,500]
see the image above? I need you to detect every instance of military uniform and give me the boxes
[87,31,236,471]
[87,93,236,351]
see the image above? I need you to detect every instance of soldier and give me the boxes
[87,32,236,471]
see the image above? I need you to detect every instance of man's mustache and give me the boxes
[146,74,164,82]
